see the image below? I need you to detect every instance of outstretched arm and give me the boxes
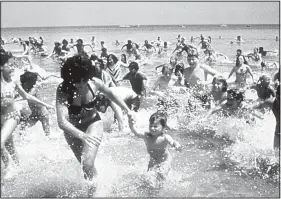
[121,44,127,50]
[164,134,182,151]
[228,67,236,79]
[128,119,145,139]
[15,80,53,109]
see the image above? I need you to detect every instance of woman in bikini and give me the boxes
[56,54,134,196]
[1,51,53,178]
[227,56,255,87]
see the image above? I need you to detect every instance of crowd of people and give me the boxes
[1,33,279,195]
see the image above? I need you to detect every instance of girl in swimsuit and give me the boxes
[228,56,255,87]
[56,54,135,196]
[1,51,54,178]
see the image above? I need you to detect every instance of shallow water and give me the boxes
[1,24,280,197]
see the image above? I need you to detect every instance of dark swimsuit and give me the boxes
[64,84,102,160]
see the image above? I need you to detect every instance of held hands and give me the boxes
[127,111,136,125]
[174,142,183,152]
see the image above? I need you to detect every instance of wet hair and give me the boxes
[54,42,61,46]
[107,54,119,65]
[0,51,13,66]
[60,55,95,103]
[62,39,68,45]
[20,71,39,92]
[164,42,167,46]
[237,49,242,54]
[259,47,264,53]
[149,111,167,127]
[212,76,228,92]
[258,75,270,85]
[90,54,99,62]
[128,40,132,44]
[77,39,83,44]
[128,62,139,71]
[227,89,244,103]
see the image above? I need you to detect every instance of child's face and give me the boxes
[2,58,16,77]
[149,121,164,136]
[129,67,137,74]
[212,80,224,92]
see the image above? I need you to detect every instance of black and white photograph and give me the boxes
[1,1,280,198]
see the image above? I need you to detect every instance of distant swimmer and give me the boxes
[91,36,98,50]
[236,35,243,42]
[246,47,262,65]
[121,40,139,55]
[100,41,107,50]
[158,41,168,55]
[258,47,278,57]
[142,40,156,52]
[113,40,120,46]
[70,38,94,56]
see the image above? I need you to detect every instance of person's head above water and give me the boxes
[76,39,83,44]
[212,76,228,92]
[1,51,17,80]
[92,94,111,113]
[107,54,118,65]
[62,39,68,45]
[148,111,168,135]
[236,49,242,56]
[128,62,139,73]
[257,75,271,87]
[226,89,244,105]
[20,71,39,92]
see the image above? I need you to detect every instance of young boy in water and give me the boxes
[117,62,147,101]
[128,111,182,181]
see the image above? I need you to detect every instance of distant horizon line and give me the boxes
[1,23,279,29]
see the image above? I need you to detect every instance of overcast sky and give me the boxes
[1,1,279,28]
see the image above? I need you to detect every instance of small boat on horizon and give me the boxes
[180,25,186,28]
[220,24,227,27]
[132,25,140,28]
[119,25,130,28]
[246,25,251,27]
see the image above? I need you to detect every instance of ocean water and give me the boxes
[1,24,280,197]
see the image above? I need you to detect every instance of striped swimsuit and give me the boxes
[106,61,122,84]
